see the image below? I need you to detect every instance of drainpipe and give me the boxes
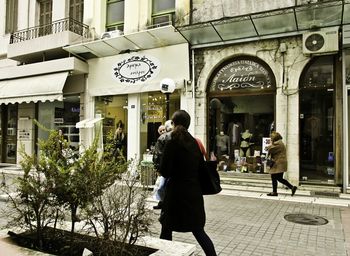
[191,49,196,136]
[342,50,348,193]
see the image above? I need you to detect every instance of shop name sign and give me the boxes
[210,59,273,91]
[112,55,160,85]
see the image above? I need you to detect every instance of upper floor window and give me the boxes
[70,0,84,22]
[39,0,52,26]
[38,0,52,36]
[5,0,18,34]
[106,0,124,32]
[152,0,175,27]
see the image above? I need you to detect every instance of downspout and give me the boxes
[342,50,348,193]
[192,49,196,136]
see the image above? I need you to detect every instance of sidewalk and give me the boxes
[1,168,350,256]
[148,188,350,256]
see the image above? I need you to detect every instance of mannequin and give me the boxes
[215,131,229,160]
[240,130,253,157]
[228,120,242,155]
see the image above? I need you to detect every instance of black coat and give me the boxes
[159,131,205,232]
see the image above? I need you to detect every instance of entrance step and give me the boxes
[219,171,343,198]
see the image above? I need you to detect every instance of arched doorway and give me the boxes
[299,56,335,184]
[207,56,276,173]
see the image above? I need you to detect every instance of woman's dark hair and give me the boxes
[171,110,191,143]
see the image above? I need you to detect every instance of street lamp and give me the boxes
[160,78,176,120]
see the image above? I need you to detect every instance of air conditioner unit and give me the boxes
[100,29,123,39]
[302,27,339,55]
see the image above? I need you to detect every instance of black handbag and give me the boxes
[199,161,222,195]
[266,155,275,168]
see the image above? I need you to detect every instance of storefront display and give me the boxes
[38,95,80,152]
[207,56,276,174]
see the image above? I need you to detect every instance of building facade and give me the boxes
[178,0,349,190]
[0,0,350,191]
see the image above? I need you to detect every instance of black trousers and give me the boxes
[271,172,293,193]
[160,226,217,256]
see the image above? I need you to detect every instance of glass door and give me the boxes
[299,56,335,184]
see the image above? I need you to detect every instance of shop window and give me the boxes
[299,56,335,183]
[95,95,128,158]
[5,0,18,34]
[38,95,80,151]
[151,0,175,27]
[140,91,180,157]
[106,0,124,32]
[5,104,17,164]
[208,57,276,173]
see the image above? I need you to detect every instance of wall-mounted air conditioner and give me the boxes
[302,27,339,55]
[100,29,123,40]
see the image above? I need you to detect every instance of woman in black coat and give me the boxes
[159,110,217,256]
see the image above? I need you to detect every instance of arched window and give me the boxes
[207,56,276,173]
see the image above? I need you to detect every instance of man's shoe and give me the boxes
[291,186,297,196]
[153,202,162,210]
[267,192,278,196]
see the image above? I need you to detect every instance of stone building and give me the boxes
[0,0,350,192]
[177,0,350,191]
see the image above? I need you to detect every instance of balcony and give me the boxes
[8,18,90,63]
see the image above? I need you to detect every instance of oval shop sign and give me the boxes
[112,55,161,85]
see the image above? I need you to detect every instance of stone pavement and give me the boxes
[148,189,350,256]
[1,182,350,255]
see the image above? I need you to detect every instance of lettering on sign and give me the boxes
[210,59,274,91]
[112,55,160,85]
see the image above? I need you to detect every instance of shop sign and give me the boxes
[210,59,274,91]
[112,55,161,85]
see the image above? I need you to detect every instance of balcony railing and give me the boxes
[10,18,90,44]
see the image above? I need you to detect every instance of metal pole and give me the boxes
[165,93,170,120]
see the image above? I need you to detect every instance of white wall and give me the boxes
[127,94,141,160]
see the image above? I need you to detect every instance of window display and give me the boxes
[95,95,128,156]
[207,56,276,174]
[38,95,80,152]
[208,95,274,173]
[140,91,180,156]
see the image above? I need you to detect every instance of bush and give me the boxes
[1,126,154,255]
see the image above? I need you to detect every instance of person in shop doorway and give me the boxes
[159,110,217,256]
[152,120,174,210]
[114,121,127,159]
[266,131,297,197]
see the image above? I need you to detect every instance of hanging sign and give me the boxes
[112,55,161,85]
[210,59,274,92]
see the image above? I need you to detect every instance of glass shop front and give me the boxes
[207,56,276,173]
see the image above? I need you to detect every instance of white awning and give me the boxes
[0,72,68,105]
[76,117,104,128]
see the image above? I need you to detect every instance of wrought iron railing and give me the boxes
[10,17,90,44]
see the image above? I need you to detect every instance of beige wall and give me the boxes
[192,0,295,23]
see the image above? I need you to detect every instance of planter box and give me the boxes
[0,228,196,256]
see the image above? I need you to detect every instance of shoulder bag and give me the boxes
[199,160,222,195]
